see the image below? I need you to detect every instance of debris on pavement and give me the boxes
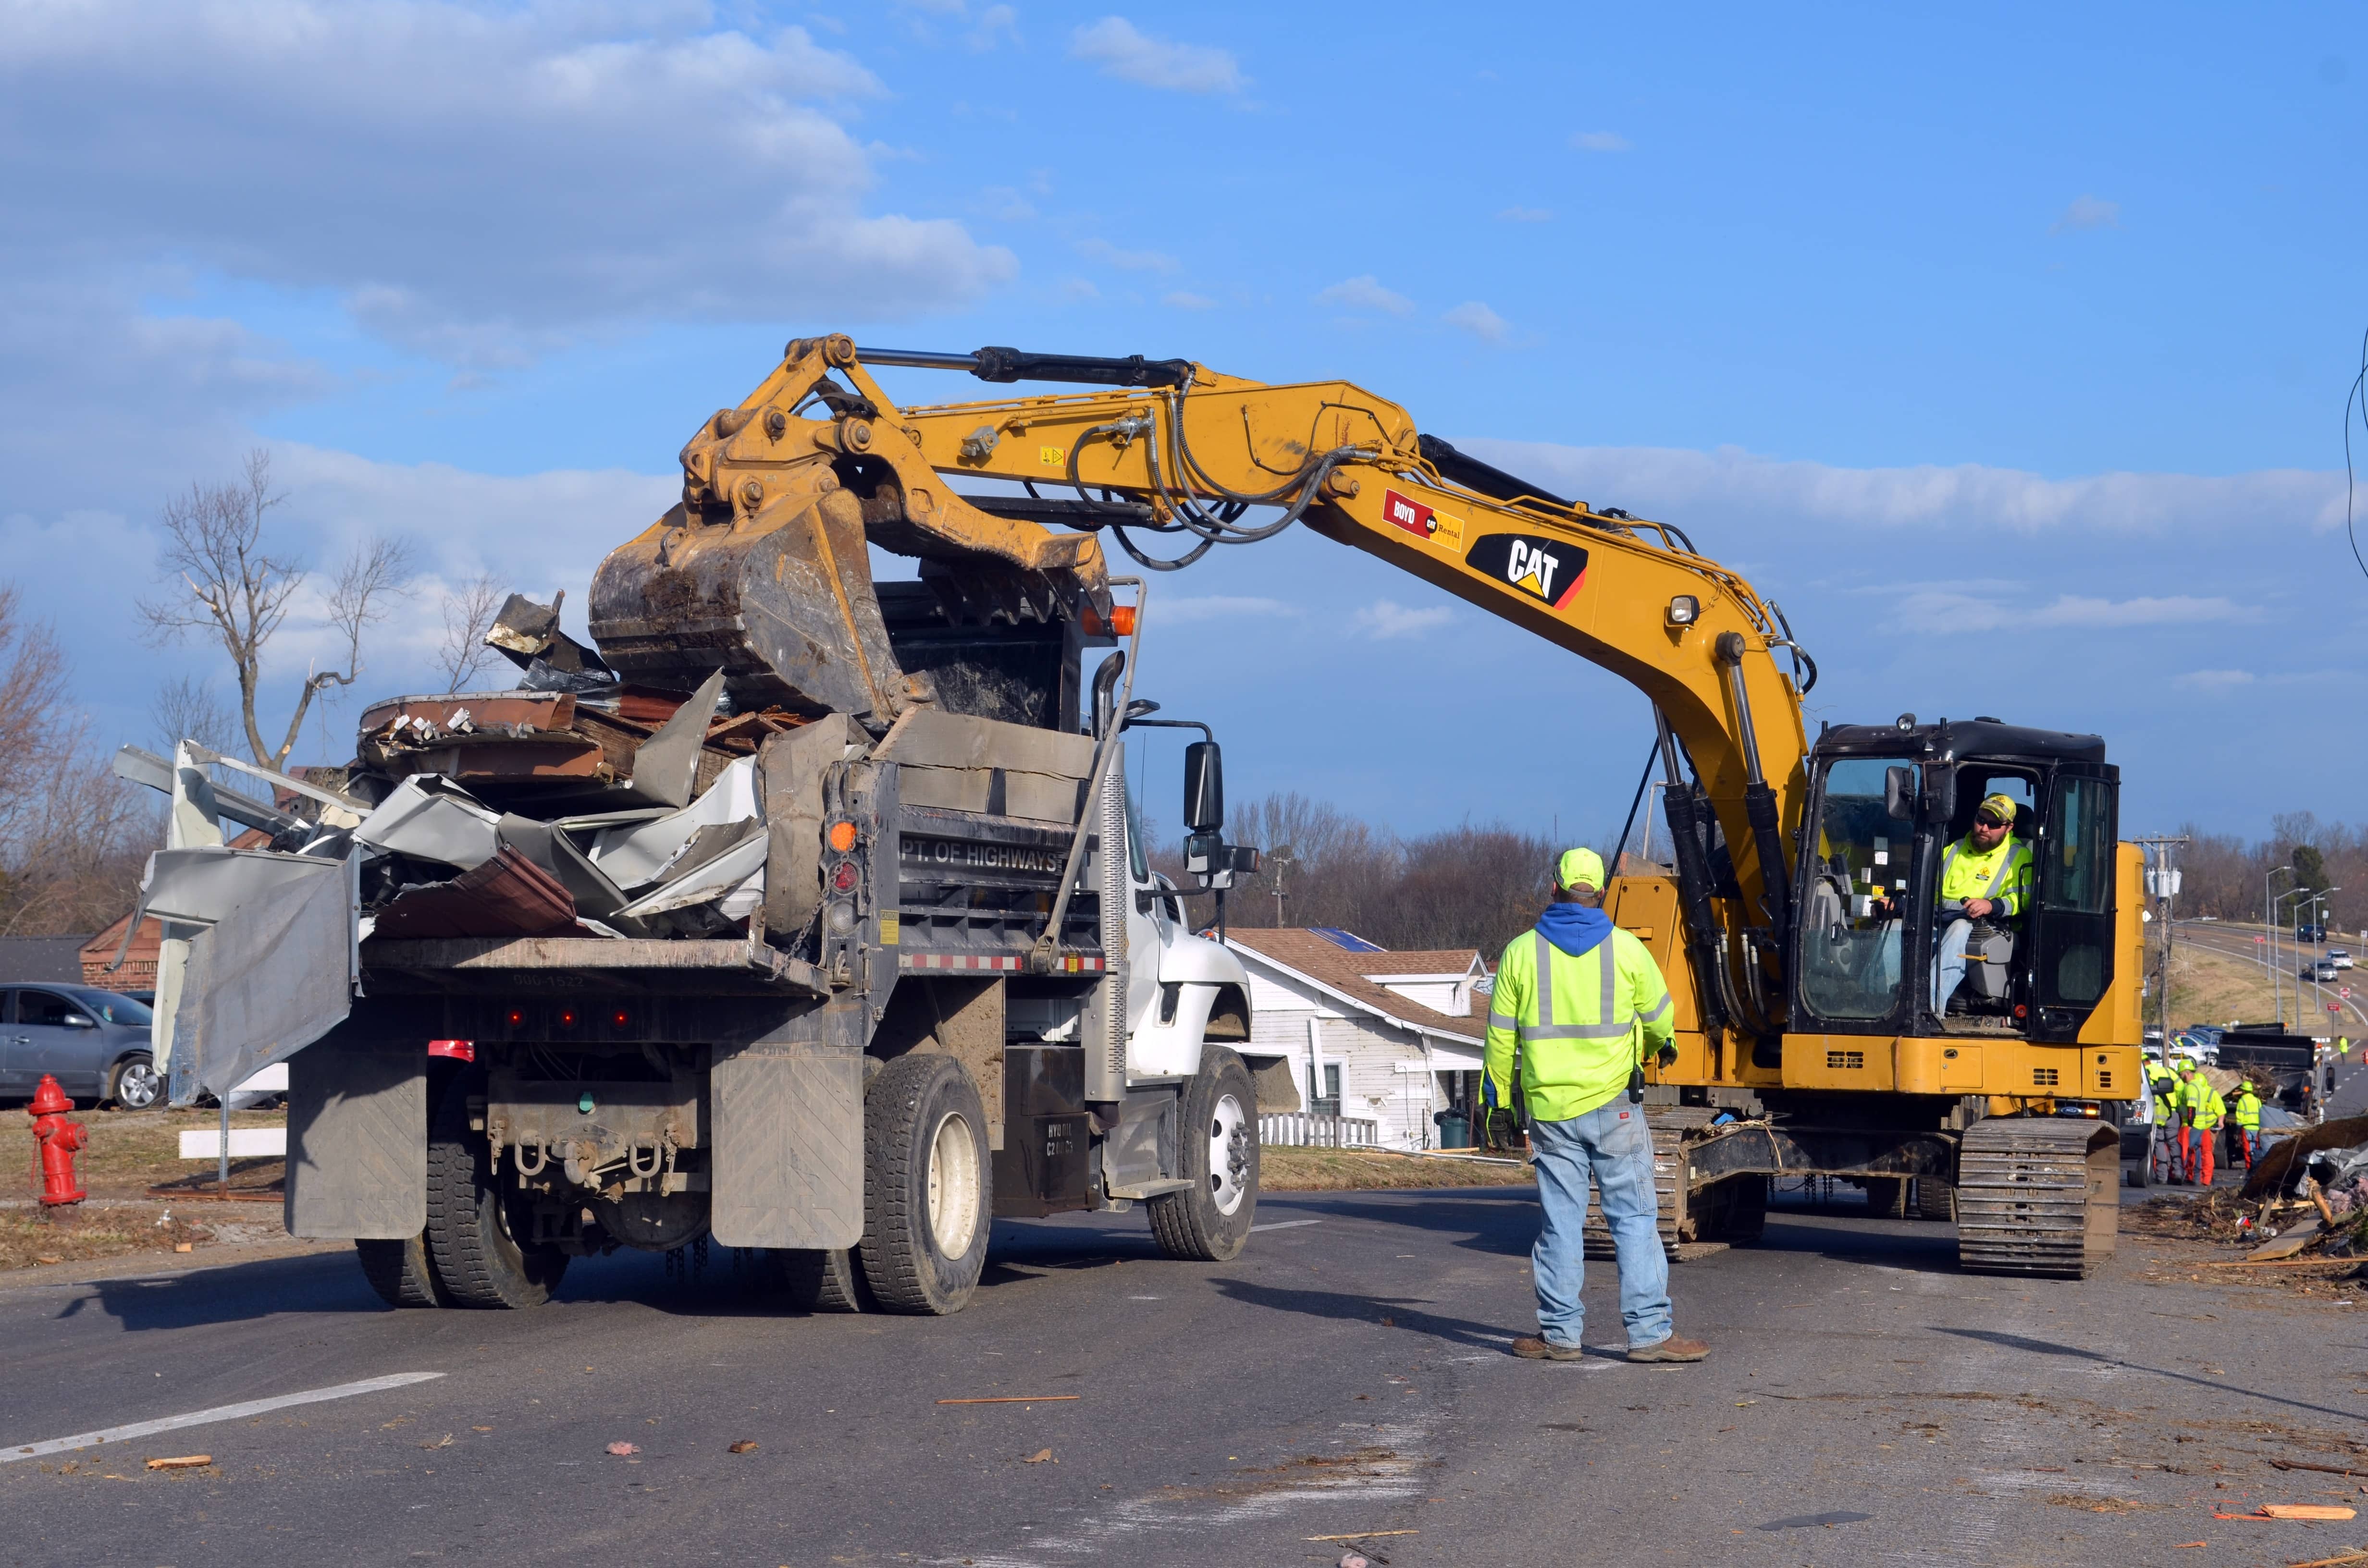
[1023,1448,1053,1464]
[144,1455,210,1470]
[605,1442,639,1458]
[935,1396,1082,1405]
[728,1440,757,1454]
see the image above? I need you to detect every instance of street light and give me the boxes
[2276,884,2315,1029]
[2269,866,2298,1026]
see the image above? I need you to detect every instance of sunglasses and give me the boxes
[1975,814,2010,829]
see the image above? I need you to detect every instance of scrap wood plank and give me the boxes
[934,1396,1081,1406]
[1306,1532,1419,1542]
[2272,1459,2368,1480]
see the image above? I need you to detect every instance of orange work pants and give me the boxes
[2191,1127,2216,1185]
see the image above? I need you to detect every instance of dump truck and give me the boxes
[118,558,1266,1314]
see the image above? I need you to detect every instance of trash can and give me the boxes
[1433,1108,1470,1150]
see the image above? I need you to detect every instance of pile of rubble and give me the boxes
[117,592,818,945]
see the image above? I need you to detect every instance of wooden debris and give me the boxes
[728,1440,757,1454]
[1306,1532,1420,1542]
[1023,1448,1053,1464]
[144,1455,210,1470]
[2271,1459,2368,1480]
[2247,1218,2325,1262]
[934,1396,1081,1405]
[2263,1505,2358,1520]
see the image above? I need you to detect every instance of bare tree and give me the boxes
[136,450,416,768]
[0,588,153,935]
[435,573,507,693]
[149,673,236,753]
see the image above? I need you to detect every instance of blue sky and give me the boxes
[2,1,2365,846]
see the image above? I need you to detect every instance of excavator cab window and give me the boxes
[1798,757,1916,1022]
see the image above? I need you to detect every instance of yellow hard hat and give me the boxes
[1555,846,1606,892]
[1976,793,2019,826]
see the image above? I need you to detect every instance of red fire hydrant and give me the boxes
[29,1074,87,1207]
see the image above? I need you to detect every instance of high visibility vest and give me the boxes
[2231,1090,2261,1130]
[1485,926,1676,1123]
[1938,832,2035,918]
[2191,1086,2227,1130]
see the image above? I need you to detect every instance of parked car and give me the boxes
[1,984,159,1108]
[2332,949,2354,969]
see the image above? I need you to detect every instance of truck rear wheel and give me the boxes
[1149,1046,1258,1262]
[857,1053,992,1315]
[426,1076,568,1310]
[776,1248,870,1312]
[355,1234,451,1309]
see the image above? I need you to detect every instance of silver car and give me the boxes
[2,984,160,1108]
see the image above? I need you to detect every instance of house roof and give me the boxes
[1346,948,1488,979]
[1221,928,1484,1045]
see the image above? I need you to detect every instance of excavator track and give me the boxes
[1579,1108,1767,1261]
[1583,1119,1686,1261]
[1955,1117,2120,1278]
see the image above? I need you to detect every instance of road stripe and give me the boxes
[1,1372,445,1464]
[1250,1218,1322,1233]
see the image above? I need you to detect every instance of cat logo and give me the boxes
[1467,532,1587,610]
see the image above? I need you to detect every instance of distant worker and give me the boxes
[2186,1071,2227,1186]
[1486,847,1706,1366]
[1875,793,2034,1013]
[2229,1080,2262,1171]
[2172,1062,2204,1184]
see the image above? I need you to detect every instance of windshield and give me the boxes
[84,991,153,1026]
[1799,758,1912,1021]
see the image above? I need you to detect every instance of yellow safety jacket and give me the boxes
[2231,1088,2261,1130]
[2189,1085,2227,1131]
[1938,831,2035,918]
[1485,925,1675,1123]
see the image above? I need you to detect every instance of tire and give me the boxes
[1916,1176,1959,1221]
[776,1248,871,1312]
[1865,1176,1911,1219]
[856,1053,993,1316]
[425,1075,567,1310]
[1148,1046,1259,1262]
[355,1234,452,1309]
[109,1053,164,1111]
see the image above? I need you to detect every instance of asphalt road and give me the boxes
[2173,919,2368,1037]
[8,1185,2367,1568]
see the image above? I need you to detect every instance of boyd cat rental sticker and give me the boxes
[1466,532,1588,610]
[1382,489,1465,551]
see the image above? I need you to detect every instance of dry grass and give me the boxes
[0,1105,285,1201]
[1261,1145,1534,1191]
[2169,943,2292,1030]
[0,1207,213,1272]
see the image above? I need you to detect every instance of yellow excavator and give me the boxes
[586,334,2142,1278]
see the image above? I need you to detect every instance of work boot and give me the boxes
[1627,1334,1710,1363]
[1509,1335,1588,1361]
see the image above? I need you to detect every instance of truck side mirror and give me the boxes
[1183,739,1223,832]
[1883,765,1914,821]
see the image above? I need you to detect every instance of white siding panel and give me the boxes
[1250,1006,1313,1056]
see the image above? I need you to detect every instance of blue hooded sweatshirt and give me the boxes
[1534,900,1613,960]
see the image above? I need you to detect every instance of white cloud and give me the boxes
[1076,238,1180,273]
[1158,595,1297,625]
[1496,207,1554,222]
[1571,131,1630,152]
[0,2,1014,367]
[1161,291,1217,309]
[1068,18,1243,93]
[969,5,1019,49]
[1887,590,2254,634]
[2052,194,2122,234]
[1455,440,2349,539]
[2175,669,2258,693]
[1443,301,1509,343]
[1352,600,1455,639]
[1317,275,1414,316]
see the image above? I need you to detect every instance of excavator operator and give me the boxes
[1876,792,2035,1013]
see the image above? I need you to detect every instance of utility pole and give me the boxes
[2137,837,2188,1055]
[2269,866,2297,1029]
[1268,845,1296,929]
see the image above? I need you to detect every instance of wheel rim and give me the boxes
[118,1060,160,1108]
[925,1110,982,1257]
[1208,1091,1250,1216]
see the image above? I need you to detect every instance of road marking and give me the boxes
[2,1372,445,1464]
[1250,1218,1321,1233]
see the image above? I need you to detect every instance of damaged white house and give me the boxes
[1221,928,1488,1151]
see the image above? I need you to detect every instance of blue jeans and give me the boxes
[1933,918,1973,1012]
[1528,1097,1673,1350]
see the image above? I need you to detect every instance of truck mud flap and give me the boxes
[710,1047,864,1250]
[286,1034,427,1240]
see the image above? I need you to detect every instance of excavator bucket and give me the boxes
[587,337,1109,725]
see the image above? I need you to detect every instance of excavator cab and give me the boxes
[1791,718,2120,1044]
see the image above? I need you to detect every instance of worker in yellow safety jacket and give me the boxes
[2185,1073,2227,1186]
[2144,1056,2178,1119]
[1486,846,1705,1366]
[2229,1081,2263,1171]
[2171,1062,2202,1184]
[1930,793,2036,1013]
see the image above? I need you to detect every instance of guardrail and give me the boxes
[1258,1113,1379,1149]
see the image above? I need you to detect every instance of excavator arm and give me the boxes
[586,332,1816,1040]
